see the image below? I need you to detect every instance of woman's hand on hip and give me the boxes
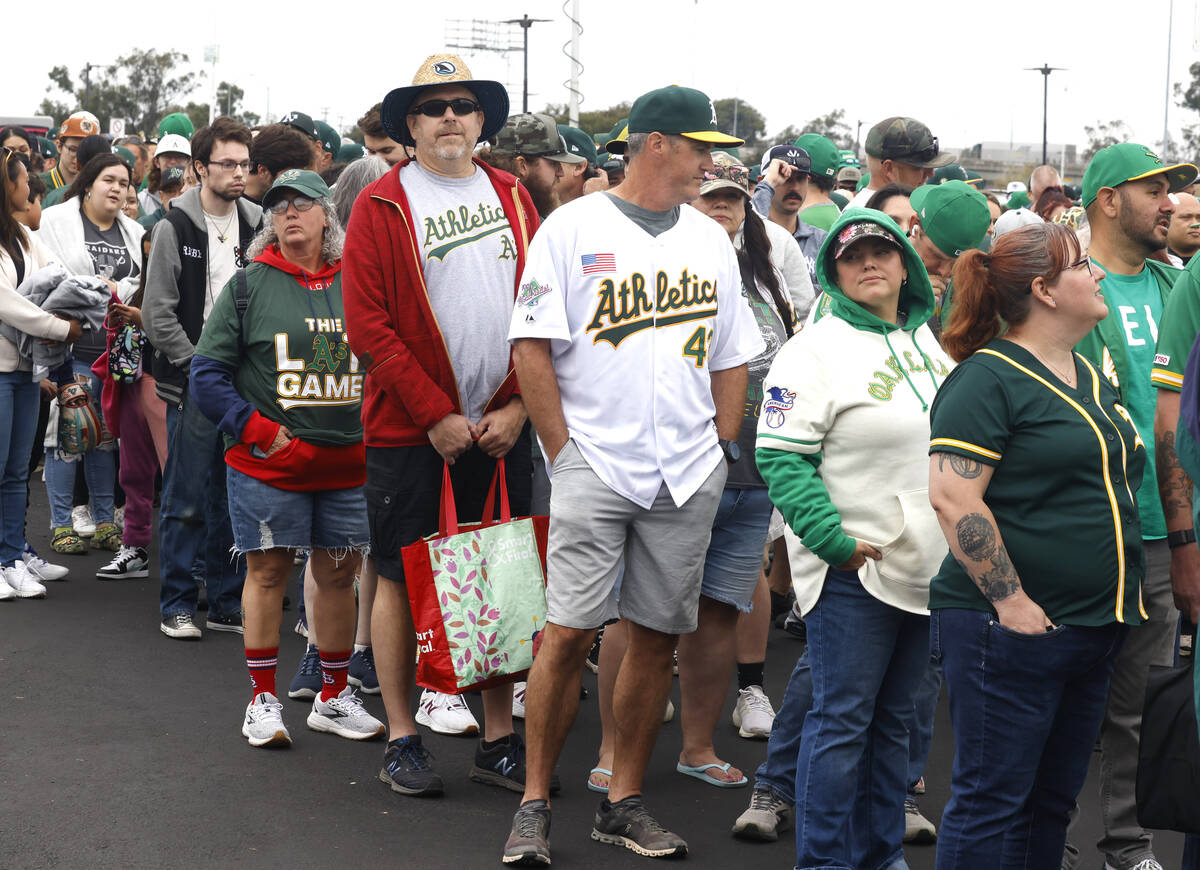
[836,539,882,571]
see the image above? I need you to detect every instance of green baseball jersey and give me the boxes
[195,257,363,448]
[798,203,840,232]
[928,339,1147,627]
[1151,255,1200,392]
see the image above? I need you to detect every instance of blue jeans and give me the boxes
[934,608,1126,870]
[1185,835,1200,870]
[754,646,812,803]
[44,359,115,529]
[158,393,243,619]
[0,371,40,564]
[906,657,943,793]
[795,568,928,870]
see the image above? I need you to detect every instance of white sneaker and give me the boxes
[904,796,937,843]
[307,687,385,740]
[512,681,527,718]
[242,692,291,747]
[1105,860,1165,870]
[4,562,46,599]
[416,688,480,735]
[732,685,776,739]
[0,570,15,601]
[22,546,68,581]
[664,698,675,723]
[97,546,150,580]
[72,504,95,537]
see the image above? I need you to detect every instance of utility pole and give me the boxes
[82,63,95,113]
[504,14,551,113]
[565,0,583,127]
[1025,64,1066,165]
[1164,0,1174,158]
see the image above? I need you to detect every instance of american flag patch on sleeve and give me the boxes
[581,253,617,274]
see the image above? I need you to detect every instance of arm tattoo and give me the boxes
[954,512,1021,603]
[1155,430,1194,520]
[935,451,984,479]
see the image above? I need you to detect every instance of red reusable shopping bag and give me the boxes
[402,459,549,694]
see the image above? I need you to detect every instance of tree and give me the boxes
[1083,119,1133,161]
[542,102,631,138]
[37,50,198,138]
[214,82,260,128]
[712,98,766,152]
[798,110,854,150]
[1175,61,1200,163]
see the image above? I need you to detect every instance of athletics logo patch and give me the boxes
[763,386,796,429]
[518,278,552,308]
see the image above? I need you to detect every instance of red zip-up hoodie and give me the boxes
[342,157,539,447]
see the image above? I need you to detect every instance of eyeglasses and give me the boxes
[208,160,251,173]
[265,195,317,215]
[60,143,79,155]
[1067,254,1093,274]
[408,98,482,118]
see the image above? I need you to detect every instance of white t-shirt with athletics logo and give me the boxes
[507,192,764,508]
[401,161,518,422]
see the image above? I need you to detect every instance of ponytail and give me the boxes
[740,206,794,337]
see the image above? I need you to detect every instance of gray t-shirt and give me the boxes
[400,161,517,422]
[82,214,137,283]
[604,193,679,236]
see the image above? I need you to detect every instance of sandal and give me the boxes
[92,522,122,552]
[51,526,87,555]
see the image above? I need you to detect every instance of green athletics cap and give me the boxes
[1081,142,1198,208]
[604,117,630,154]
[37,136,57,159]
[113,146,137,170]
[626,86,743,147]
[313,120,340,155]
[964,169,985,189]
[158,112,194,140]
[793,133,841,179]
[262,168,332,209]
[280,111,319,141]
[337,142,367,162]
[910,180,991,257]
[559,124,599,167]
[930,164,968,184]
[864,116,954,168]
[493,113,586,164]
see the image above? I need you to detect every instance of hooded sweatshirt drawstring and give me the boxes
[882,327,928,411]
[910,329,942,396]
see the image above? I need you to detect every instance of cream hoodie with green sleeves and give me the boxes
[756,208,954,616]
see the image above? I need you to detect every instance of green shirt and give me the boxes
[799,203,840,232]
[928,339,1146,627]
[195,260,363,448]
[1151,253,1200,392]
[1094,264,1166,538]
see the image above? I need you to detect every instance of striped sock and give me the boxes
[246,646,279,699]
[319,649,352,701]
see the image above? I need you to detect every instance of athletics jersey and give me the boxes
[1152,254,1200,393]
[507,193,764,508]
[929,338,1147,626]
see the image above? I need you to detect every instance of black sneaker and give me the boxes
[502,800,551,866]
[288,644,322,700]
[469,731,561,794]
[378,735,444,796]
[348,646,379,694]
[160,613,201,640]
[591,796,687,858]
[781,605,806,642]
[206,611,243,634]
[585,625,605,674]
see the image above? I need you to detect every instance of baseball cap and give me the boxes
[626,86,743,147]
[77,135,113,169]
[262,168,332,209]
[1006,190,1031,210]
[1006,181,1027,193]
[1081,142,1198,209]
[864,116,954,168]
[381,53,509,147]
[337,142,367,162]
[833,221,902,259]
[158,112,194,140]
[761,144,812,176]
[559,124,599,167]
[700,152,751,197]
[313,120,340,155]
[792,133,841,179]
[156,133,191,159]
[604,118,631,155]
[993,207,1044,238]
[930,164,968,184]
[280,111,319,141]
[36,137,57,159]
[58,115,100,140]
[837,165,863,185]
[856,172,871,193]
[493,113,586,164]
[838,149,861,168]
[113,145,137,170]
[910,180,991,257]
[964,169,985,189]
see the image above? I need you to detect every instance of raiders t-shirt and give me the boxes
[82,214,138,282]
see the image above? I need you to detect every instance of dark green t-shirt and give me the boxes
[928,339,1146,626]
[1152,254,1200,393]
[195,260,363,448]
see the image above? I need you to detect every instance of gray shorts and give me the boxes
[544,440,726,634]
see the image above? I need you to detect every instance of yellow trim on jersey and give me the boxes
[1150,368,1184,389]
[929,438,1002,462]
[978,349,1132,623]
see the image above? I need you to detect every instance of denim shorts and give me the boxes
[226,466,370,555]
[700,487,772,612]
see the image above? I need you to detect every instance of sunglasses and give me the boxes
[894,136,939,165]
[265,195,317,215]
[408,98,482,118]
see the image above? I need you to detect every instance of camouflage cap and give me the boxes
[864,116,954,168]
[492,113,586,164]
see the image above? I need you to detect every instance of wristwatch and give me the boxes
[718,438,740,465]
[1167,528,1196,549]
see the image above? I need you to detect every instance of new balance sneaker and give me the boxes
[4,561,46,599]
[288,645,322,699]
[732,685,775,739]
[206,611,244,634]
[72,504,96,537]
[904,796,937,843]
[732,788,793,842]
[96,546,150,580]
[782,604,807,642]
[242,692,291,747]
[1105,859,1164,870]
[416,689,479,735]
[348,647,380,694]
[512,681,527,718]
[293,613,308,638]
[585,625,604,674]
[22,546,68,581]
[0,569,16,601]
[307,686,385,740]
[591,797,687,858]
[469,731,560,794]
[379,735,444,796]
[160,613,201,640]
[502,800,552,866]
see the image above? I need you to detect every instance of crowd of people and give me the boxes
[2,49,1200,870]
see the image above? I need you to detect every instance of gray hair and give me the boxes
[332,156,389,231]
[247,196,345,262]
[625,132,649,157]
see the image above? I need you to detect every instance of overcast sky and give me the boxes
[7,0,1200,157]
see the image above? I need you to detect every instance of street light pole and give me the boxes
[1026,64,1066,166]
[504,15,551,113]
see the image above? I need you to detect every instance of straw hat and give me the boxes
[381,53,510,147]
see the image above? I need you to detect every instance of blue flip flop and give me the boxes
[587,767,611,794]
[675,761,748,788]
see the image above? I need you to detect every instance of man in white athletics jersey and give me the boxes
[500,86,764,865]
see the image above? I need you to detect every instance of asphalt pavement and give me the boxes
[1,487,1186,870]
